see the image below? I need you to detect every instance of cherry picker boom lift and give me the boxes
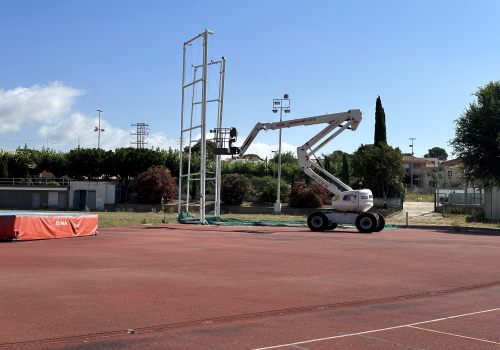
[211,109,385,233]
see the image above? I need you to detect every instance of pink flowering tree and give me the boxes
[134,167,177,204]
[288,182,329,208]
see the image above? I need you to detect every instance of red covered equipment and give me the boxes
[0,212,98,241]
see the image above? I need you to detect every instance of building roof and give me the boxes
[403,156,438,167]
[442,158,461,167]
[0,147,15,154]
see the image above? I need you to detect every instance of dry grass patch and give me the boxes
[97,211,178,228]
[405,193,435,202]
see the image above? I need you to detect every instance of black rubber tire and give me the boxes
[355,212,379,233]
[307,212,328,231]
[373,213,385,232]
[325,222,338,230]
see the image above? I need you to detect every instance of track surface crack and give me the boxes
[2,280,500,349]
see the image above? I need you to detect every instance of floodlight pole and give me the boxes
[272,95,290,213]
[96,109,104,149]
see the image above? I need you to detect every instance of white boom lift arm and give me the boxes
[239,109,361,197]
[214,109,386,233]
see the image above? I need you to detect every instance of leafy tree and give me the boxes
[374,96,387,147]
[160,147,180,177]
[0,153,8,178]
[424,147,448,160]
[185,140,216,162]
[129,148,164,178]
[220,159,267,178]
[134,167,177,204]
[258,179,291,203]
[449,81,500,187]
[281,162,302,185]
[37,148,68,178]
[220,173,255,205]
[352,142,405,203]
[7,146,38,177]
[66,148,107,179]
[341,154,350,184]
[271,151,296,164]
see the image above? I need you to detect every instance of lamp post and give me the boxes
[272,94,290,213]
[95,110,105,149]
[409,138,416,190]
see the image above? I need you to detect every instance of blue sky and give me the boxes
[0,0,498,160]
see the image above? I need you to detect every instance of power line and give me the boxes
[0,131,94,145]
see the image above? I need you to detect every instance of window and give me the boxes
[343,195,351,201]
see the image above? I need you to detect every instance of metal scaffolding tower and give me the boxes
[131,123,149,149]
[178,29,226,223]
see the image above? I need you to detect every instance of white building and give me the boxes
[69,181,116,211]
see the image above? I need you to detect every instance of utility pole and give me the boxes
[409,138,416,190]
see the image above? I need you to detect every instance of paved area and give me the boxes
[389,201,442,221]
[1,224,499,349]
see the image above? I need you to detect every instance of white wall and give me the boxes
[484,186,500,220]
[69,182,115,210]
[48,192,58,208]
[105,184,115,204]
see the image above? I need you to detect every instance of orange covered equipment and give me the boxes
[0,212,98,241]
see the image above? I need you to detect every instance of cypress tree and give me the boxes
[341,154,350,185]
[374,96,387,147]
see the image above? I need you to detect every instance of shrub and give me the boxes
[289,182,329,208]
[220,173,255,205]
[258,180,291,203]
[134,167,177,204]
[189,180,199,200]
[47,181,60,186]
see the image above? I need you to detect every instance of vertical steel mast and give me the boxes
[178,30,225,223]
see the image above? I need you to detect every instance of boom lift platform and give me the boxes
[212,109,385,233]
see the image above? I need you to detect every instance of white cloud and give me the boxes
[0,82,84,133]
[38,113,179,151]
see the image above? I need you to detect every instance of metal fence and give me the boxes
[435,189,484,208]
[0,178,71,186]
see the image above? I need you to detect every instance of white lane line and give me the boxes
[249,307,500,350]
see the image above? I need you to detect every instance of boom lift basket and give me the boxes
[211,127,240,155]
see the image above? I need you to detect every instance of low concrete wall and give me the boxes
[104,203,215,213]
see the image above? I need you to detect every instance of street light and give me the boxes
[409,138,416,190]
[95,109,105,149]
[272,94,291,213]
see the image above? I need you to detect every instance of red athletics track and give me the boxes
[1,224,499,349]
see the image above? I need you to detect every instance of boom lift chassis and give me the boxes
[212,109,385,233]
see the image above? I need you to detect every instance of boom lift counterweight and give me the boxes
[212,109,385,233]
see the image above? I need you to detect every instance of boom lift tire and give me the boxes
[373,213,386,232]
[355,212,379,233]
[307,212,329,231]
[325,222,338,230]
